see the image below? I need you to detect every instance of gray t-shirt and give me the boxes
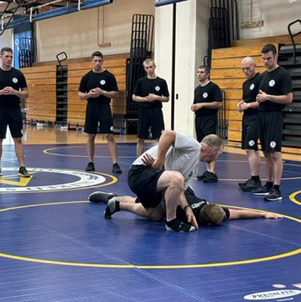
[132,133,201,187]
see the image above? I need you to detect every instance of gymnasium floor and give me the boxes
[1,126,301,302]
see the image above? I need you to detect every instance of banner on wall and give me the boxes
[13,18,33,69]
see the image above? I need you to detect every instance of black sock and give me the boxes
[273,185,280,191]
[252,175,260,182]
[166,218,178,227]
[266,181,273,189]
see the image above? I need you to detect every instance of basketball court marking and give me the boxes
[1,201,301,269]
[290,190,301,206]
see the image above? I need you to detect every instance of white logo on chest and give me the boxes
[12,78,18,84]
[250,84,255,90]
[100,80,106,85]
[203,92,208,98]
[269,79,275,87]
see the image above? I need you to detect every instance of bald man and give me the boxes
[237,57,262,191]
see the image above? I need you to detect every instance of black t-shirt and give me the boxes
[79,70,118,105]
[242,72,262,116]
[258,66,292,112]
[176,201,230,225]
[194,81,222,116]
[133,76,169,108]
[0,67,27,107]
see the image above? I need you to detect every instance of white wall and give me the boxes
[240,0,301,39]
[0,28,13,50]
[155,0,210,135]
[35,0,155,61]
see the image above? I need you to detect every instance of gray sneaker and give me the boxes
[19,166,30,178]
[252,185,271,196]
[264,189,282,202]
[85,162,95,172]
[241,179,261,192]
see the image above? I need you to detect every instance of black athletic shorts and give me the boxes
[259,111,283,152]
[0,106,23,139]
[128,165,164,209]
[138,107,164,139]
[241,114,259,151]
[195,114,217,142]
[84,103,113,134]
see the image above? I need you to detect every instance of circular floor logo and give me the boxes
[0,167,117,193]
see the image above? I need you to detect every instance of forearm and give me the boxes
[15,89,28,99]
[267,93,293,104]
[102,90,118,98]
[199,101,222,109]
[156,130,176,163]
[159,95,169,102]
[229,209,265,220]
[132,94,148,102]
[78,91,89,100]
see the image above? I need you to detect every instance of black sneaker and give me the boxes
[252,185,271,196]
[238,178,252,188]
[18,166,30,178]
[112,163,122,174]
[88,191,117,203]
[104,199,119,219]
[165,219,196,232]
[85,162,95,172]
[241,179,262,192]
[197,171,210,180]
[203,172,218,183]
[0,168,2,177]
[264,189,282,202]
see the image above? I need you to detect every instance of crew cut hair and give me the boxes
[91,51,103,59]
[1,47,13,55]
[261,44,277,55]
[198,65,210,74]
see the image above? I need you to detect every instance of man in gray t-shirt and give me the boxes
[99,130,223,232]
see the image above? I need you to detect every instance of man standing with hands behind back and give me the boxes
[133,58,169,157]
[79,51,122,174]
[0,47,30,178]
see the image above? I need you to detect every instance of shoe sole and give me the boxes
[241,187,261,192]
[165,225,196,232]
[19,173,30,178]
[264,197,283,202]
[252,192,270,196]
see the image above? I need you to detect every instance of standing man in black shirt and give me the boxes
[191,66,222,183]
[79,51,122,174]
[237,57,262,191]
[0,47,30,177]
[133,58,169,157]
[253,44,293,201]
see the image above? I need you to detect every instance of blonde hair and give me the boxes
[200,204,225,225]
